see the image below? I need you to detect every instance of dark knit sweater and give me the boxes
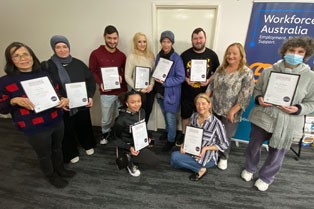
[0,71,63,135]
[113,108,145,150]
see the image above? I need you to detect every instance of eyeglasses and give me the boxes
[12,53,31,61]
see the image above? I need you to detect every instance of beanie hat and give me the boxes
[160,30,175,44]
[50,35,70,53]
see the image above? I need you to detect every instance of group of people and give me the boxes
[0,24,313,192]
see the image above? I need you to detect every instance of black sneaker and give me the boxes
[48,173,68,188]
[162,141,175,152]
[126,164,141,177]
[175,133,184,147]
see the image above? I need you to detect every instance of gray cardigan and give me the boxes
[248,60,314,149]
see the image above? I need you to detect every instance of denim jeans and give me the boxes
[100,94,120,134]
[171,151,215,173]
[157,98,177,142]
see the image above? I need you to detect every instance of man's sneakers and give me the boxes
[254,178,270,191]
[70,156,79,164]
[86,148,94,155]
[100,132,110,145]
[217,159,228,170]
[127,164,141,177]
[241,169,253,182]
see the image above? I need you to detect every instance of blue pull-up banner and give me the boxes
[234,2,314,142]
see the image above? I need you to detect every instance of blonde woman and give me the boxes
[206,43,255,170]
[171,93,228,181]
[125,32,155,123]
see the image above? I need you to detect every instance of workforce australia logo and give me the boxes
[249,62,272,83]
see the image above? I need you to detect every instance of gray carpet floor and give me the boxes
[0,118,314,209]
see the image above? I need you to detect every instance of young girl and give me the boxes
[113,91,159,177]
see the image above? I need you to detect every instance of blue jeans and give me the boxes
[171,151,215,173]
[100,95,120,134]
[157,98,177,142]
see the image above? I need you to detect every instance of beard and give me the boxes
[193,43,205,52]
[105,42,117,50]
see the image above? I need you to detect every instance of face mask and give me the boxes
[284,54,304,66]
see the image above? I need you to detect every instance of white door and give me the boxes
[148,3,219,131]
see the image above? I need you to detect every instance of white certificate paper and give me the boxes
[190,59,207,82]
[101,67,121,90]
[152,58,173,82]
[132,121,149,151]
[264,72,300,106]
[183,126,203,156]
[65,82,88,109]
[20,76,60,113]
[135,66,150,89]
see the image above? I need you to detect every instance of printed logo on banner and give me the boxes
[234,2,314,142]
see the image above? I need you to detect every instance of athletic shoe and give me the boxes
[100,132,110,145]
[127,165,141,177]
[217,159,228,170]
[70,156,79,164]
[175,133,184,147]
[254,178,270,191]
[241,169,253,182]
[86,148,94,155]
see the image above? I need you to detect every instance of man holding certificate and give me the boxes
[89,25,128,145]
[177,28,220,147]
[113,91,159,177]
[171,93,228,181]
[44,35,96,164]
[0,42,75,188]
[241,36,314,192]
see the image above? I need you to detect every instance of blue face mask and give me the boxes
[284,54,304,66]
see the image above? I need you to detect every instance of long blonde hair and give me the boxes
[217,43,247,73]
[132,32,153,59]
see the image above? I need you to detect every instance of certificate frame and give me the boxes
[264,71,300,106]
[20,76,60,113]
[101,66,121,90]
[152,57,173,82]
[190,59,207,82]
[134,66,151,89]
[65,82,88,109]
[132,121,149,152]
[183,125,203,156]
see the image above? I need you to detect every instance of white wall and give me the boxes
[0,0,259,124]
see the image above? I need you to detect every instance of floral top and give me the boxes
[207,67,255,123]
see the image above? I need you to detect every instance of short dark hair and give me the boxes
[4,42,41,76]
[191,28,206,39]
[104,25,119,36]
[279,36,314,62]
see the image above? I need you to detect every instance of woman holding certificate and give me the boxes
[113,91,159,177]
[154,30,185,151]
[241,36,314,192]
[125,32,155,123]
[44,35,96,164]
[206,43,255,170]
[0,42,75,188]
[170,93,228,181]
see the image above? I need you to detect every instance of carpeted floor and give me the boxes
[0,118,314,209]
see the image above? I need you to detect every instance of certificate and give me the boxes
[101,67,121,90]
[20,76,60,113]
[190,59,207,82]
[65,82,88,109]
[183,126,203,156]
[135,66,150,89]
[264,72,300,106]
[132,121,149,151]
[152,58,173,82]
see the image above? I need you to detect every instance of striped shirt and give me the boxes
[190,112,229,166]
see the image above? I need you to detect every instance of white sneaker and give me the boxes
[70,156,79,164]
[217,159,228,170]
[100,138,108,145]
[254,178,269,191]
[86,148,94,155]
[127,165,141,177]
[241,169,253,182]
